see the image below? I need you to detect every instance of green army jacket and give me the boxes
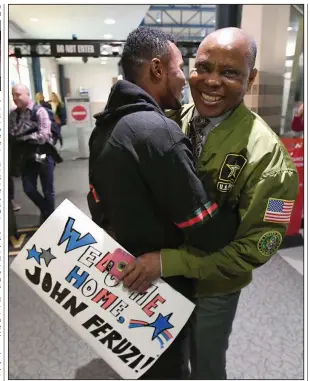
[162,102,299,297]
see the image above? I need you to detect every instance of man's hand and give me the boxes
[118,251,161,293]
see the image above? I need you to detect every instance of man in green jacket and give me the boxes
[120,27,299,379]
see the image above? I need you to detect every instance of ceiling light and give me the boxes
[104,18,115,25]
[102,34,113,39]
[287,26,293,31]
[101,61,107,65]
[30,17,39,22]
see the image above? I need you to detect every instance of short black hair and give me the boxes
[121,26,176,83]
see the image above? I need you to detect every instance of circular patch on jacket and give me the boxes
[257,231,282,256]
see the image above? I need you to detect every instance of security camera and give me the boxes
[14,47,22,59]
[82,57,88,63]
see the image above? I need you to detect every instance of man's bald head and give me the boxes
[199,27,257,70]
[189,27,258,118]
[12,84,31,109]
[12,84,30,95]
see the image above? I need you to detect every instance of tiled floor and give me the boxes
[278,246,304,275]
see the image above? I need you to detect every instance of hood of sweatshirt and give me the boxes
[94,79,165,126]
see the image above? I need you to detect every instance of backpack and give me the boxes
[31,104,60,144]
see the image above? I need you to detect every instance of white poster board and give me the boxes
[10,200,195,379]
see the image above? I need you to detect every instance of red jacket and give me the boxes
[291,115,303,132]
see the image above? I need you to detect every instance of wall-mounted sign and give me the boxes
[66,97,91,126]
[51,42,100,57]
[71,105,87,122]
[65,97,92,158]
[10,40,200,58]
[79,87,89,96]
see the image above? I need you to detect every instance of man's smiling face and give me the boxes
[189,29,257,118]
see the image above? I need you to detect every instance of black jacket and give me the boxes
[88,80,238,296]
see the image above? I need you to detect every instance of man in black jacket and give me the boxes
[88,27,237,379]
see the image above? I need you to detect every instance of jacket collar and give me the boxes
[184,101,251,131]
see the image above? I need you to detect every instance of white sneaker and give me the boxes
[12,200,21,211]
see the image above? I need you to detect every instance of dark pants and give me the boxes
[59,132,63,146]
[140,322,190,380]
[57,124,63,146]
[21,155,55,219]
[9,176,14,201]
[190,291,241,380]
[9,198,17,236]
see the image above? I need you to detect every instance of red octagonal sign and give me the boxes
[71,105,87,121]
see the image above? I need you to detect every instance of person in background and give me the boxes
[50,92,67,148]
[291,101,304,228]
[9,133,21,236]
[35,92,52,110]
[9,177,20,211]
[9,84,56,224]
[291,102,304,135]
[8,157,21,212]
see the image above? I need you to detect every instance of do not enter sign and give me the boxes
[71,105,87,121]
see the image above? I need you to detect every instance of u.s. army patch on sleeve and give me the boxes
[217,153,247,193]
[257,231,283,256]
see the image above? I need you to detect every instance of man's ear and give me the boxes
[247,68,258,92]
[150,58,163,81]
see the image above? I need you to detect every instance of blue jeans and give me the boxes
[190,291,241,379]
[21,155,55,219]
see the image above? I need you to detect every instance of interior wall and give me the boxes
[241,4,290,133]
[63,61,118,115]
[40,57,60,100]
[9,23,23,39]
[9,24,35,106]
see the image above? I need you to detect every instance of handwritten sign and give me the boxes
[10,199,195,379]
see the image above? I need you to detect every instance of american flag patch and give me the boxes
[263,198,295,224]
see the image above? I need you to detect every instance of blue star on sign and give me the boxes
[26,245,41,265]
[148,313,174,340]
